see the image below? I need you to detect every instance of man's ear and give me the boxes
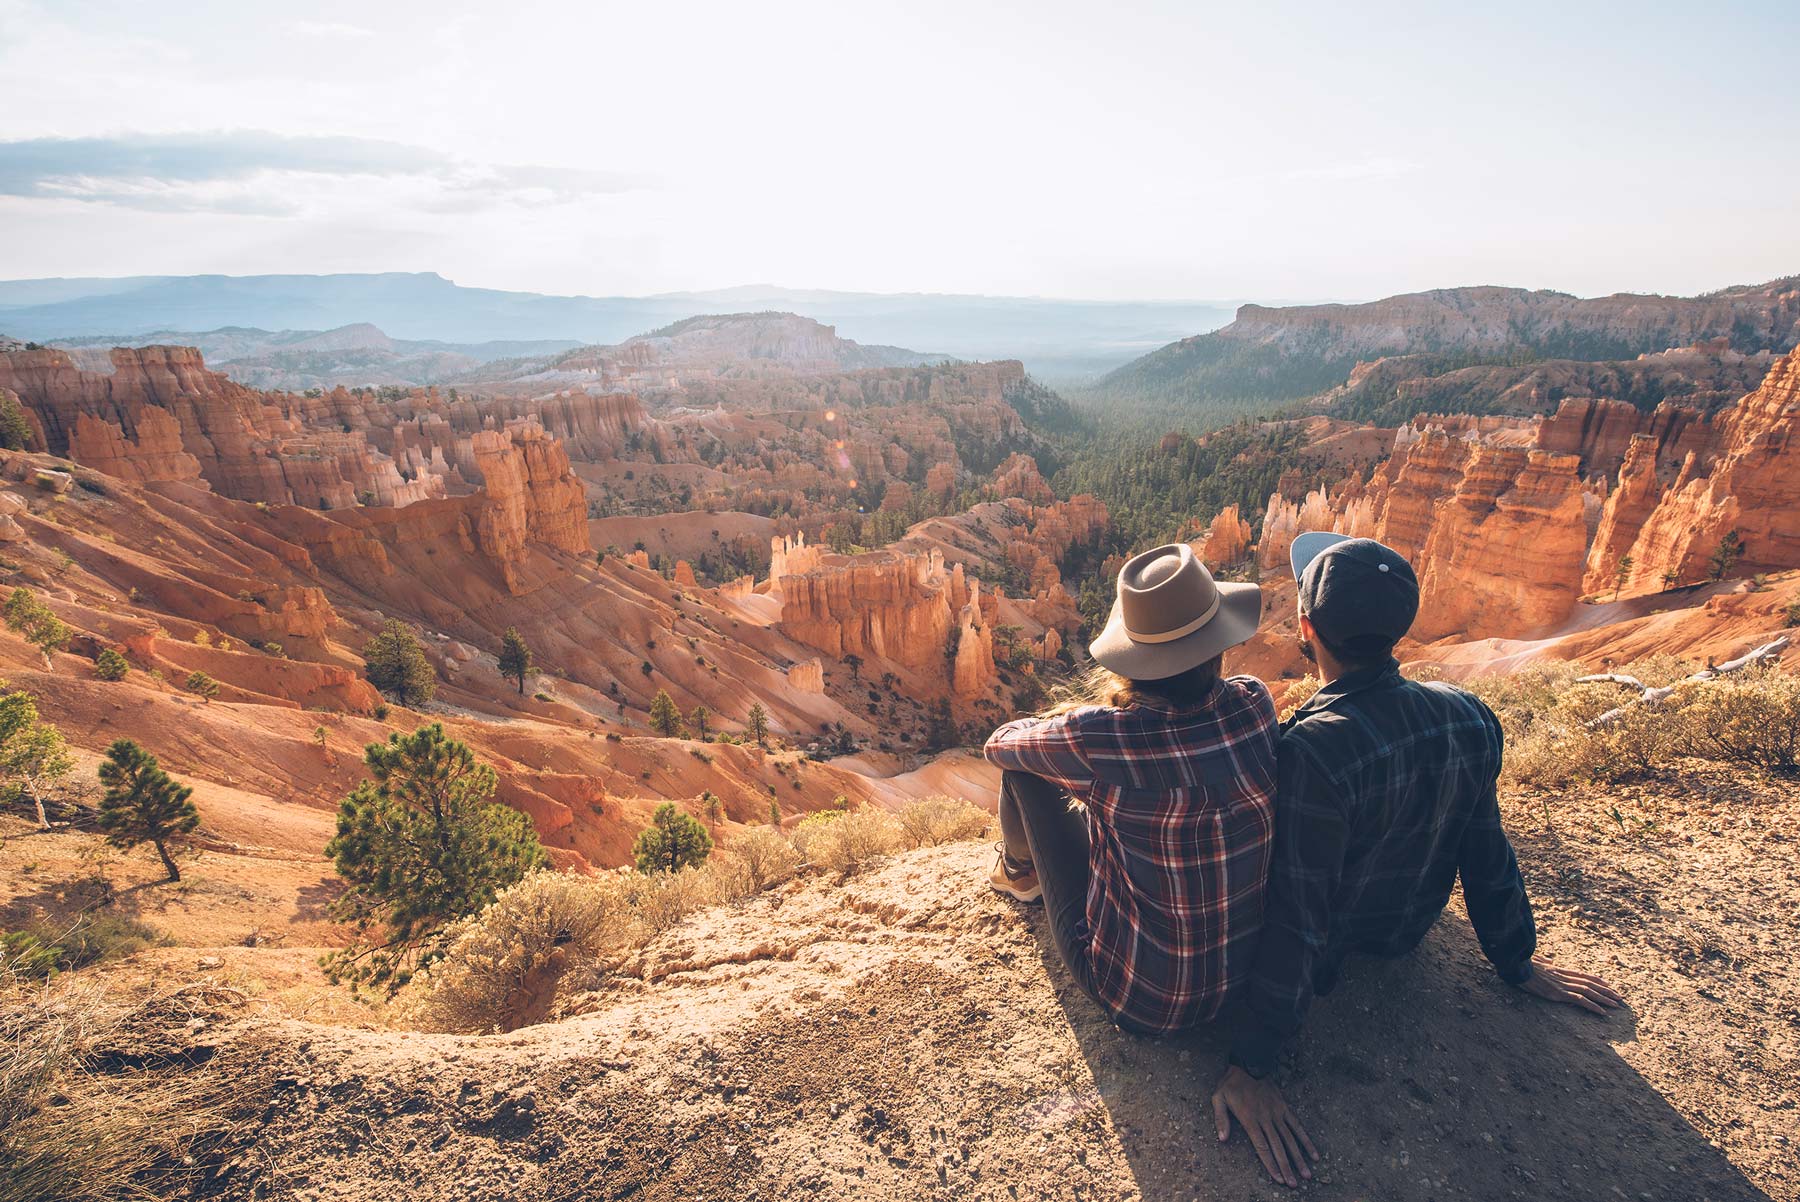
[1297,612,1316,642]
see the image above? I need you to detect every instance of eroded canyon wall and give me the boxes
[1586,349,1800,594]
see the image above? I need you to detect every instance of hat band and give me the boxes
[1125,590,1221,644]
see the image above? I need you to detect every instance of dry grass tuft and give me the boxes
[712,826,803,896]
[897,795,994,847]
[1466,658,1800,786]
[0,979,227,1202]
[793,808,903,875]
[624,865,720,936]
[396,871,634,1034]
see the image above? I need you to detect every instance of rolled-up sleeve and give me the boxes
[984,713,1093,793]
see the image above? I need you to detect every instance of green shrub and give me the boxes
[3,588,70,663]
[1682,669,1800,773]
[93,649,128,681]
[361,619,435,706]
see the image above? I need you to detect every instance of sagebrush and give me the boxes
[396,795,994,1032]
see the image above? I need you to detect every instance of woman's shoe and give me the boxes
[990,843,1042,903]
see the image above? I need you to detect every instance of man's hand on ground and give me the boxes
[1211,1065,1318,1188]
[1518,955,1624,1015]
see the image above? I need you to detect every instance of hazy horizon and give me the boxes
[2,0,1796,302]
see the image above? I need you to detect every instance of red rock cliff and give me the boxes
[1588,350,1800,593]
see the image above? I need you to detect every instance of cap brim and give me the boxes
[1087,581,1263,680]
[1290,531,1352,582]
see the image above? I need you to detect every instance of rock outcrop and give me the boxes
[1198,505,1252,568]
[1258,427,1591,640]
[1587,349,1800,594]
[1407,447,1589,640]
[772,540,1007,702]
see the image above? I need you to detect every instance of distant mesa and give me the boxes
[1090,275,1800,424]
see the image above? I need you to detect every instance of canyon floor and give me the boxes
[13,760,1794,1202]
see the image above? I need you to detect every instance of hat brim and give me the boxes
[1290,531,1352,582]
[1087,581,1263,680]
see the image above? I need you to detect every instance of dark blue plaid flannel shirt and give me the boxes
[1230,659,1537,1077]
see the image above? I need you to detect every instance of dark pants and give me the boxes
[999,770,1112,1019]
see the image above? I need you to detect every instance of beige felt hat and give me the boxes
[1088,543,1262,680]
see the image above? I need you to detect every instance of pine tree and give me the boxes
[94,648,129,681]
[633,802,712,873]
[1612,554,1634,601]
[702,790,723,835]
[925,699,959,751]
[746,702,769,749]
[768,797,781,829]
[185,670,220,703]
[690,704,710,740]
[1708,530,1745,582]
[324,723,546,991]
[649,689,686,737]
[0,392,33,451]
[1660,569,1680,591]
[0,689,73,829]
[843,653,864,681]
[4,587,71,666]
[498,626,534,695]
[96,739,197,881]
[362,619,436,705]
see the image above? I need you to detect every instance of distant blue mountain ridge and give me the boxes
[0,272,1240,381]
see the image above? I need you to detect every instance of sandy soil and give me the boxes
[31,760,1788,1202]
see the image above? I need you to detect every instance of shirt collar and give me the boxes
[1290,657,1403,723]
[1127,674,1227,715]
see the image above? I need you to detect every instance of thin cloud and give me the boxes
[0,130,646,214]
[288,20,377,39]
[1282,156,1423,183]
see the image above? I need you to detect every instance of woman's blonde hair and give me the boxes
[1041,655,1224,717]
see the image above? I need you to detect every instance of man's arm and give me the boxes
[1456,773,1537,984]
[1465,714,1625,1015]
[1230,737,1347,1075]
[1213,736,1343,1187]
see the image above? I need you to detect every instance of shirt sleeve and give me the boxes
[1230,734,1347,1078]
[983,712,1094,793]
[1457,713,1536,984]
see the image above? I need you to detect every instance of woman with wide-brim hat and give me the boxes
[983,542,1278,1036]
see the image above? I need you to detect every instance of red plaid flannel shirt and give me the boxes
[984,675,1278,1035]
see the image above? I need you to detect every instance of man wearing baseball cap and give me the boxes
[1209,534,1624,1188]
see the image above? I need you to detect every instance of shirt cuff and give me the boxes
[1497,954,1534,986]
[1228,1025,1282,1080]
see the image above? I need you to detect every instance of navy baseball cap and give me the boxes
[1289,532,1419,656]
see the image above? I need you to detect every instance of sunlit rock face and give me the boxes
[1588,349,1800,594]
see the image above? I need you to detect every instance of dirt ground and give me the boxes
[14,759,1789,1202]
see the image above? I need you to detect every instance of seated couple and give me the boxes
[984,535,1622,1187]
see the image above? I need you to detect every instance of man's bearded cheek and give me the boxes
[1296,636,1316,665]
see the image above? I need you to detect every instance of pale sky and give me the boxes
[1,0,1795,301]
